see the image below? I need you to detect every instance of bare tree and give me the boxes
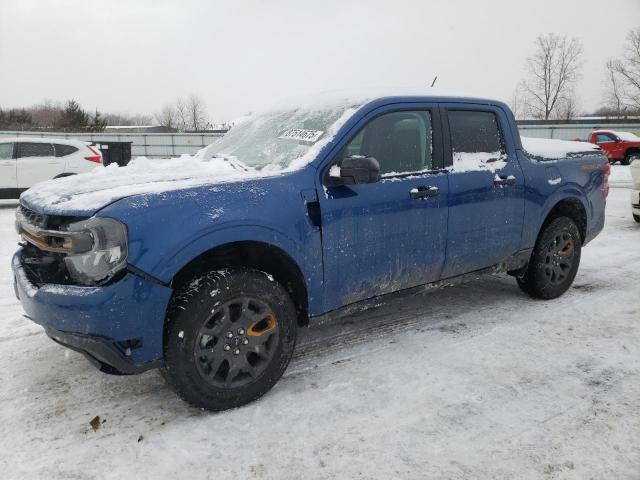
[187,94,207,131]
[520,34,583,120]
[603,61,625,117]
[155,104,177,130]
[509,84,527,120]
[175,98,189,132]
[555,94,579,120]
[607,28,640,110]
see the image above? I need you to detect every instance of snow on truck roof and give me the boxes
[593,130,640,142]
[271,87,500,111]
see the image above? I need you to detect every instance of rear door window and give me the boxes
[447,110,505,169]
[54,144,79,157]
[0,143,14,159]
[17,142,54,158]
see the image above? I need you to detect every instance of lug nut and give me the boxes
[226,331,233,339]
[233,349,240,355]
[238,328,245,335]
[223,344,231,351]
[242,338,249,345]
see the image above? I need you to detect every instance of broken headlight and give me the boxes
[63,217,128,286]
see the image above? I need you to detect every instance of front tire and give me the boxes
[517,216,582,299]
[634,214,640,223]
[162,268,297,411]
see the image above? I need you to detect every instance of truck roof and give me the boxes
[272,87,505,111]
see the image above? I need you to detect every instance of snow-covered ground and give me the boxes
[1,166,639,479]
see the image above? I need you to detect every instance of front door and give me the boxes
[594,132,624,161]
[441,106,525,278]
[318,105,449,311]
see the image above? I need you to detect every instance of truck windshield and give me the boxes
[201,104,359,170]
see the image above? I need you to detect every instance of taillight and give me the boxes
[85,146,103,164]
[602,162,610,198]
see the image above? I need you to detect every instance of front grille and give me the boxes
[17,204,83,286]
[20,205,48,229]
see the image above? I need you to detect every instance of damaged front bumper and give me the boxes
[12,249,173,374]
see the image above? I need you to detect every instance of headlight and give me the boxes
[63,217,128,286]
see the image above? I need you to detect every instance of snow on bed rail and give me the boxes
[521,137,601,160]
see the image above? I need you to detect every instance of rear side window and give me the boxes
[448,110,505,167]
[54,144,79,157]
[17,142,54,158]
[0,143,13,159]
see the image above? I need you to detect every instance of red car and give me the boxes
[590,130,640,165]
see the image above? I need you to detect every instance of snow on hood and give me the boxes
[521,137,601,160]
[20,155,283,214]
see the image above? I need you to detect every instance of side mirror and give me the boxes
[332,156,380,185]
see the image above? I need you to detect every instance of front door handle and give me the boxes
[494,175,517,187]
[410,186,440,199]
[0,161,14,166]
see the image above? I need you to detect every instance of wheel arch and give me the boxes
[539,196,587,243]
[169,240,310,327]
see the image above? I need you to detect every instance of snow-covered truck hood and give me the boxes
[521,137,602,160]
[20,156,286,216]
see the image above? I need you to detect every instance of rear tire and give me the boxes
[634,214,640,223]
[162,268,297,411]
[517,216,582,300]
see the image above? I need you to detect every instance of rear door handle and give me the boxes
[410,186,440,199]
[0,161,14,166]
[494,175,517,187]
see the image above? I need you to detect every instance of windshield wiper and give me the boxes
[211,154,250,172]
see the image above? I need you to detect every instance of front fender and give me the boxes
[147,222,309,283]
[98,178,324,315]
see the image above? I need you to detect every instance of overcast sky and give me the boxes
[0,0,638,122]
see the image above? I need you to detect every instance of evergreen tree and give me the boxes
[58,100,90,130]
[90,109,108,132]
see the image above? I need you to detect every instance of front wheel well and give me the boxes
[541,197,587,243]
[170,241,309,326]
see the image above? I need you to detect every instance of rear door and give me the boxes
[16,142,64,188]
[0,142,17,196]
[317,103,449,311]
[441,106,524,278]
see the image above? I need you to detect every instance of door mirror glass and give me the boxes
[336,156,380,185]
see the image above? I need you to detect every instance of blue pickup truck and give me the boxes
[13,93,609,410]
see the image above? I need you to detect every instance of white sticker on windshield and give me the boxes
[278,128,324,143]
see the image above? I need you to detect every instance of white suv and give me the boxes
[632,158,640,223]
[0,137,103,199]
